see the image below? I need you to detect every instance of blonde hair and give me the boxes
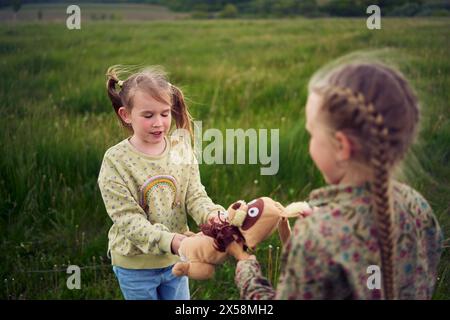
[309,61,420,299]
[105,65,193,137]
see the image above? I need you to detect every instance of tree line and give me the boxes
[1,0,449,17]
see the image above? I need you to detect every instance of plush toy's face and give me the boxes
[227,197,284,249]
[175,196,308,280]
[241,198,264,230]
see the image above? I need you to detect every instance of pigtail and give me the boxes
[171,84,194,140]
[106,67,122,114]
[106,66,129,129]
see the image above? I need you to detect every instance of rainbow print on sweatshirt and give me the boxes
[139,175,180,211]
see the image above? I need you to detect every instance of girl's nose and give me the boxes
[153,116,163,127]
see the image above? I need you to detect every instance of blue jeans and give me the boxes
[112,265,190,300]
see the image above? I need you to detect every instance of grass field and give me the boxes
[0,10,449,299]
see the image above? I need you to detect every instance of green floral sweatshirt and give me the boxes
[98,135,225,269]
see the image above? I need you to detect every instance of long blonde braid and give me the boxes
[310,62,420,299]
[326,86,395,299]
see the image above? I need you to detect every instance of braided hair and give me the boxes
[309,63,420,299]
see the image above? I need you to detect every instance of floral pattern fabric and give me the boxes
[235,181,443,300]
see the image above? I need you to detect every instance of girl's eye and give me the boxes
[248,207,259,218]
[143,115,152,119]
[162,113,169,117]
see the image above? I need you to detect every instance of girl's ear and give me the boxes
[335,131,352,161]
[118,106,132,126]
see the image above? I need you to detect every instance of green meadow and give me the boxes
[0,15,449,299]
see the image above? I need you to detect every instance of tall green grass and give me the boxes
[0,18,449,299]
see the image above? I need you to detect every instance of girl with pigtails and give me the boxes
[227,60,443,300]
[98,66,225,300]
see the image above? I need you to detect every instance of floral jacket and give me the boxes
[235,181,443,299]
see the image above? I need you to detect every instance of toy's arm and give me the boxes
[278,217,291,246]
[226,241,255,261]
[279,201,313,246]
[284,201,313,217]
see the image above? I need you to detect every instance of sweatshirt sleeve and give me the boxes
[98,154,176,255]
[184,160,225,226]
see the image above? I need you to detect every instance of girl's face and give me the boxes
[305,92,345,184]
[122,90,172,146]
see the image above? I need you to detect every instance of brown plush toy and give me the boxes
[171,197,311,280]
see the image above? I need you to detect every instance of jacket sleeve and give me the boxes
[275,217,352,299]
[98,154,175,255]
[235,259,276,300]
[235,217,352,300]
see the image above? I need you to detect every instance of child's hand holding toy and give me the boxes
[172,197,312,279]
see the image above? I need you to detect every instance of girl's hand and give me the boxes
[207,211,228,224]
[171,233,187,255]
[183,231,196,237]
[226,241,255,261]
[299,206,313,218]
[278,217,291,246]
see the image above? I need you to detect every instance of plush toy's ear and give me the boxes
[281,201,311,218]
[228,201,248,227]
[230,209,246,227]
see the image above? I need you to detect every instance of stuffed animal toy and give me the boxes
[172,197,311,280]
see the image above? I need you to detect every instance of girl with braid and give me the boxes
[227,61,443,299]
[98,66,225,300]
